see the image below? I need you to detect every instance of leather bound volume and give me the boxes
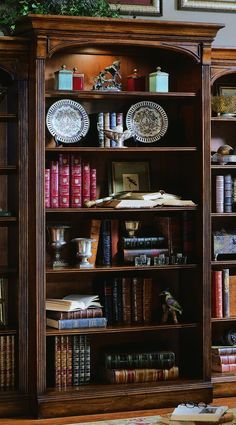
[45,168,50,208]
[222,268,230,317]
[142,277,152,323]
[131,277,143,323]
[70,155,82,208]
[58,154,70,208]
[66,336,73,387]
[102,280,113,325]
[82,162,90,207]
[211,270,223,318]
[105,366,179,384]
[121,277,132,324]
[112,278,123,324]
[54,336,61,389]
[229,275,236,317]
[50,160,59,208]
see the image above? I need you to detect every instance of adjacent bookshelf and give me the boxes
[0,38,29,417]
[14,15,223,419]
[211,47,236,397]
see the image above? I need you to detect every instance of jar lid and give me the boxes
[127,68,144,79]
[149,66,169,77]
[55,65,72,74]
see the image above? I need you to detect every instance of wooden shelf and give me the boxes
[0,328,17,335]
[46,206,198,213]
[211,164,236,169]
[211,212,236,217]
[45,146,198,153]
[211,116,236,122]
[46,322,199,336]
[0,113,17,119]
[0,216,17,223]
[211,260,236,267]
[0,165,17,174]
[46,90,198,100]
[211,317,236,323]
[46,264,198,275]
[212,373,236,383]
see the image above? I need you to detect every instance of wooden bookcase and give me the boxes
[211,48,236,398]
[0,36,29,417]
[13,16,223,419]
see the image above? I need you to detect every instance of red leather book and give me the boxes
[59,154,70,208]
[90,167,97,201]
[71,155,82,208]
[82,162,90,207]
[212,270,223,318]
[45,168,51,208]
[50,160,59,208]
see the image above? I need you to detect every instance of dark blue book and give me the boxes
[101,219,112,266]
[47,316,107,329]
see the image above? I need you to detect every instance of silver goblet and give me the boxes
[124,220,141,238]
[47,224,70,268]
[72,238,95,268]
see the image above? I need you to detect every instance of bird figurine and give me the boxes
[97,124,133,147]
[159,290,183,324]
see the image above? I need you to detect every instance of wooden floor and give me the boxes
[0,398,235,425]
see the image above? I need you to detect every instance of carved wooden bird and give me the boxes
[98,124,133,147]
[159,290,182,324]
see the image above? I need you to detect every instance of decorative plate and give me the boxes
[46,99,90,144]
[126,101,168,143]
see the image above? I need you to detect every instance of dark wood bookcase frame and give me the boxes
[0,16,223,419]
[211,47,236,398]
[0,36,29,417]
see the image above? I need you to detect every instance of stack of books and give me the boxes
[212,345,236,373]
[103,349,179,384]
[46,294,107,329]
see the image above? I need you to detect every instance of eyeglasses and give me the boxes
[181,402,208,409]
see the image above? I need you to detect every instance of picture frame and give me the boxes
[109,0,162,16]
[111,161,150,194]
[178,0,236,12]
[218,85,236,96]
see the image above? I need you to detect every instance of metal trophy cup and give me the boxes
[72,238,95,268]
[124,221,141,238]
[47,224,70,268]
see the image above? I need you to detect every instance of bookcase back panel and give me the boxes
[45,47,200,93]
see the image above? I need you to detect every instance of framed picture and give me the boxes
[218,85,236,96]
[109,0,162,16]
[178,0,236,12]
[111,161,150,194]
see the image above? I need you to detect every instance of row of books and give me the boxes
[215,174,236,213]
[211,269,236,318]
[97,112,123,147]
[103,348,178,384]
[0,277,7,328]
[0,335,15,390]
[211,345,236,373]
[52,335,90,388]
[100,277,153,325]
[45,154,96,208]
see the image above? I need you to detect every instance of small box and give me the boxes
[54,65,73,90]
[73,67,84,91]
[127,69,146,92]
[213,229,236,260]
[149,66,169,93]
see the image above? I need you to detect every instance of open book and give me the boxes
[170,404,228,422]
[46,294,101,311]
